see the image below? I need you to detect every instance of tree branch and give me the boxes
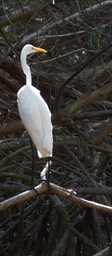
[0,182,112,213]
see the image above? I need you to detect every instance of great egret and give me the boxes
[17,44,53,159]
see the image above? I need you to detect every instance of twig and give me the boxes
[20,1,112,45]
[66,83,112,114]
[55,43,112,114]
[93,247,109,256]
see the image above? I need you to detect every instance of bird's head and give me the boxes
[21,44,47,56]
[20,44,47,85]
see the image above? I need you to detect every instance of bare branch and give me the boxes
[0,182,112,213]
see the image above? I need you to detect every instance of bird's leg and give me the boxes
[29,137,35,187]
[29,137,41,197]
[46,157,52,183]
[40,157,52,192]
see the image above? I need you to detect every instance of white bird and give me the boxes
[17,44,53,158]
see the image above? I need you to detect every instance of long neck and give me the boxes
[21,51,32,86]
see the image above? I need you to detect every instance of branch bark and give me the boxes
[0,182,112,213]
[19,1,112,45]
[0,4,47,29]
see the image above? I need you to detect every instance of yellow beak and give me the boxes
[32,46,47,53]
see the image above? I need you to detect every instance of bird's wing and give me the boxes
[17,85,53,157]
[36,93,53,156]
[17,86,43,139]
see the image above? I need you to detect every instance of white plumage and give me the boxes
[17,44,53,158]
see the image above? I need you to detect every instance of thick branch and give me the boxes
[66,83,112,114]
[0,4,46,29]
[0,182,112,213]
